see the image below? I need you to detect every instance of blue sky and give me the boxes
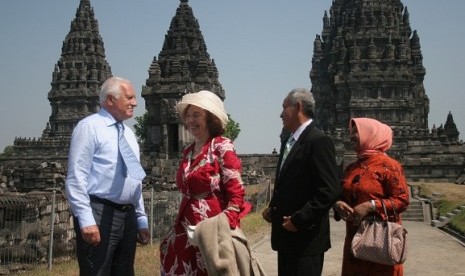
[0,0,464,154]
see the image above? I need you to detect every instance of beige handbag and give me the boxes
[351,200,407,265]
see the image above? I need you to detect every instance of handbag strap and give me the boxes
[389,199,398,217]
[379,199,389,223]
[386,199,407,262]
[381,199,388,217]
[381,199,400,221]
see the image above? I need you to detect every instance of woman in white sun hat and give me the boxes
[160,90,251,275]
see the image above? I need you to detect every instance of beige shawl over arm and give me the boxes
[188,212,266,276]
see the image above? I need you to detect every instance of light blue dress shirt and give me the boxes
[65,108,148,230]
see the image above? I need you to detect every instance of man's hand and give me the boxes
[81,225,101,246]
[282,216,298,232]
[137,228,150,245]
[262,207,272,223]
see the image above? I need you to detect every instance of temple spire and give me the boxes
[0,0,114,188]
[444,111,460,142]
[142,0,225,156]
[48,0,112,137]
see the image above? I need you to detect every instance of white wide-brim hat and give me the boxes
[176,90,229,128]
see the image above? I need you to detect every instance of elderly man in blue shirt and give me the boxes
[66,76,150,276]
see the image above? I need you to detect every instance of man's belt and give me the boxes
[89,195,134,212]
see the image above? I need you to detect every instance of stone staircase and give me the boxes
[401,199,424,221]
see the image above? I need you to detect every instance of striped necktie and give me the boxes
[280,136,296,170]
[116,122,146,181]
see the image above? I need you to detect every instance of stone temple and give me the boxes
[141,0,225,160]
[309,0,465,182]
[0,0,464,194]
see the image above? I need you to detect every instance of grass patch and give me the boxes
[135,243,160,275]
[416,182,465,203]
[241,207,270,235]
[13,261,78,276]
[415,182,465,234]
[435,199,464,216]
[450,211,465,236]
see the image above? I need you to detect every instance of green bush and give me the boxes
[435,200,463,216]
[450,211,465,236]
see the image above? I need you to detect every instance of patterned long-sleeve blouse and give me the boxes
[341,153,409,276]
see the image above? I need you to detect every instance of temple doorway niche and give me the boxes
[168,123,179,154]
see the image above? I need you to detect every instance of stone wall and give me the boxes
[141,153,279,192]
[2,143,465,193]
[239,153,278,184]
[0,192,74,267]
[0,161,66,194]
[402,140,465,182]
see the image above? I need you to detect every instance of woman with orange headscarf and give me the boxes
[333,118,410,276]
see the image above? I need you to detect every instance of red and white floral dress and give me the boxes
[160,136,250,275]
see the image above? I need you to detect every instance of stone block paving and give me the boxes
[252,220,465,276]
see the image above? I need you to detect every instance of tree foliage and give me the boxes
[224,114,240,141]
[134,112,148,144]
[0,145,14,158]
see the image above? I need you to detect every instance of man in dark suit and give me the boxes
[262,88,342,276]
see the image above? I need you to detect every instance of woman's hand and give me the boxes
[333,200,353,221]
[348,201,374,225]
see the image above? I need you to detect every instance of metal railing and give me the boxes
[0,181,271,273]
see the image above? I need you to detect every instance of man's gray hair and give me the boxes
[99,76,131,104]
[286,88,315,118]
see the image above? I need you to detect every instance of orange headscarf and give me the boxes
[349,118,393,159]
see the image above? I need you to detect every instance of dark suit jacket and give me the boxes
[270,122,341,255]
